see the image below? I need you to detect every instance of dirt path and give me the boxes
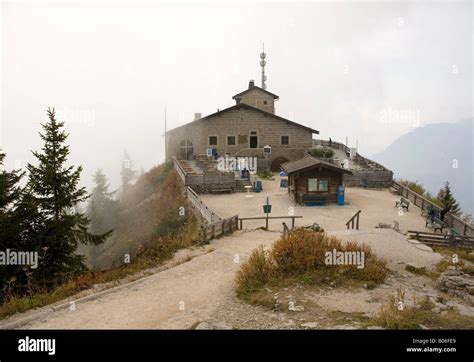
[0,227,456,330]
[2,230,278,329]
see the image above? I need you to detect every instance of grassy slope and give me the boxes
[0,162,201,319]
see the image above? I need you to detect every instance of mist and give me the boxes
[1,1,472,191]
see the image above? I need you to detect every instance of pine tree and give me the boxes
[27,108,110,284]
[436,181,461,215]
[0,152,44,297]
[120,150,136,195]
[87,169,119,234]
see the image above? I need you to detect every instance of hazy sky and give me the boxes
[1,0,472,191]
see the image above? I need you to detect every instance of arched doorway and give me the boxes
[270,157,289,172]
[179,140,194,160]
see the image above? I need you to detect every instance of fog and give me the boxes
[1,0,472,191]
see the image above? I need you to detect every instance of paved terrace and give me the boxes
[200,175,430,233]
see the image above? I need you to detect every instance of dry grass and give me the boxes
[235,229,387,301]
[371,287,474,329]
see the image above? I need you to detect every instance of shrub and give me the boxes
[235,229,387,300]
[235,247,274,297]
[257,169,273,180]
[309,148,335,158]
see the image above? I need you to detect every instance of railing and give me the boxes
[238,216,303,230]
[346,210,361,230]
[282,222,291,237]
[392,181,474,236]
[186,186,222,223]
[201,215,239,244]
[172,157,187,184]
[407,230,474,250]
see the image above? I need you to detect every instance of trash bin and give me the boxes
[256,180,262,191]
[337,185,345,206]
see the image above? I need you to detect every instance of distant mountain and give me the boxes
[371,119,473,215]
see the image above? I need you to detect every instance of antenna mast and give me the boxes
[260,44,267,90]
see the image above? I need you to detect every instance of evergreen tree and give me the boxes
[0,152,44,298]
[27,108,110,284]
[436,181,461,215]
[120,150,136,195]
[87,169,119,234]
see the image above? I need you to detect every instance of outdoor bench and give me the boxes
[395,197,410,211]
[425,217,446,233]
[302,195,326,206]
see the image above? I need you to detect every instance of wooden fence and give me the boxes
[186,186,222,223]
[408,230,474,250]
[201,215,239,244]
[238,216,303,230]
[392,181,474,236]
[173,157,187,184]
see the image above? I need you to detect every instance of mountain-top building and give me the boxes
[170,49,393,197]
[166,48,319,171]
[166,79,318,171]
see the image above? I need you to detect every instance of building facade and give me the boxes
[166,80,319,170]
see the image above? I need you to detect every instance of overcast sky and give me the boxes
[1,0,472,190]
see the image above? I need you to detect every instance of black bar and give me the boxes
[0,330,472,361]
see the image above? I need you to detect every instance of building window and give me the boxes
[263,100,268,105]
[308,178,329,192]
[318,179,329,191]
[209,136,218,146]
[281,136,290,145]
[227,135,236,146]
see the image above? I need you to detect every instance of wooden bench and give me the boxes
[363,180,384,190]
[302,195,326,206]
[395,197,410,211]
[425,217,446,233]
[449,227,461,236]
[210,188,233,193]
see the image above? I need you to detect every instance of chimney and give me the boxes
[248,80,255,89]
[194,113,201,120]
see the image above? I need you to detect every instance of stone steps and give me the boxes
[235,178,253,192]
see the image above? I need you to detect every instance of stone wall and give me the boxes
[343,170,393,187]
[238,88,275,114]
[167,106,313,160]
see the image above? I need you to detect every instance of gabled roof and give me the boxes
[281,156,353,174]
[167,103,319,134]
[232,85,279,100]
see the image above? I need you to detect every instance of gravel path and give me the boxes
[2,230,278,329]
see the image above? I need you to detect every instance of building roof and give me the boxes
[280,156,353,174]
[232,85,279,100]
[167,103,319,134]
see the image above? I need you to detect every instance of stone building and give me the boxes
[166,79,319,171]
